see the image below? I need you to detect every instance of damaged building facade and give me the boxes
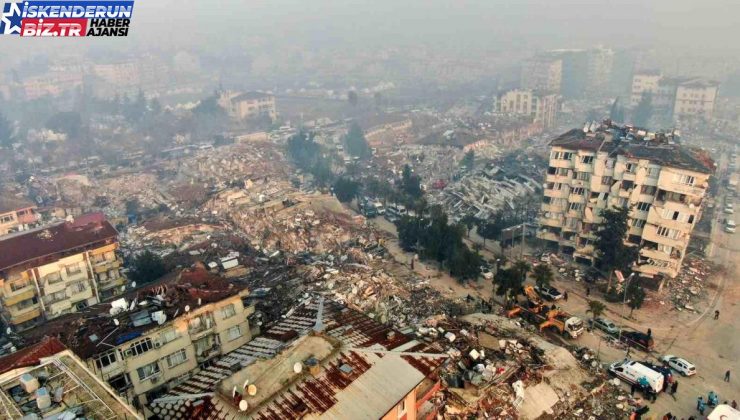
[0,214,125,331]
[20,265,254,411]
[492,89,559,129]
[537,121,714,280]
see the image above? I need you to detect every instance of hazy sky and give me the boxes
[3,0,740,61]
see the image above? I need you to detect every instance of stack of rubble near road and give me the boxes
[661,256,720,312]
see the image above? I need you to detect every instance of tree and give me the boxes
[345,122,371,158]
[401,164,423,198]
[586,299,607,320]
[129,250,167,285]
[0,112,12,149]
[594,206,639,291]
[347,90,358,106]
[511,260,531,289]
[532,263,553,289]
[626,283,646,317]
[494,268,523,306]
[461,150,475,170]
[460,214,476,238]
[333,177,359,203]
[633,92,653,127]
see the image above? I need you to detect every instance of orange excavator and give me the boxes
[539,309,584,338]
[506,286,548,318]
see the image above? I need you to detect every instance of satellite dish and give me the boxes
[131,282,136,288]
[242,379,249,389]
[198,298,202,306]
[113,319,120,326]
[232,386,237,397]
[185,305,190,313]
[293,363,302,373]
[239,400,248,411]
[247,384,257,396]
[6,327,12,334]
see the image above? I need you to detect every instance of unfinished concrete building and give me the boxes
[537,122,714,281]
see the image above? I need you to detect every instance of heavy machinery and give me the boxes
[539,309,584,338]
[506,286,548,318]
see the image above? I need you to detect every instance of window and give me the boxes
[15,297,38,310]
[569,203,582,211]
[45,272,63,285]
[632,219,646,228]
[656,226,680,239]
[398,398,407,417]
[571,187,585,196]
[601,176,612,185]
[622,180,634,190]
[658,244,673,254]
[188,312,215,333]
[640,185,657,195]
[220,304,236,320]
[69,281,87,294]
[44,290,67,304]
[688,215,694,224]
[617,197,628,208]
[557,168,569,176]
[166,349,188,368]
[128,338,153,358]
[160,328,179,344]
[576,172,590,181]
[95,351,118,370]
[65,263,83,276]
[580,155,594,164]
[547,166,556,175]
[636,202,651,212]
[10,279,30,292]
[674,174,695,186]
[625,163,637,173]
[108,373,132,393]
[227,325,242,341]
[551,151,574,161]
[136,361,161,381]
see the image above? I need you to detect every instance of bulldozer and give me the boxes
[506,286,548,318]
[539,309,584,338]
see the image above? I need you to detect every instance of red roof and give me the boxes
[0,337,67,375]
[0,217,119,271]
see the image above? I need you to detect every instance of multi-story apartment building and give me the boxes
[537,122,714,281]
[521,55,563,93]
[630,73,720,120]
[217,90,277,121]
[21,264,255,411]
[0,214,125,331]
[0,197,40,236]
[492,89,559,129]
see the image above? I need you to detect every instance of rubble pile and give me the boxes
[661,256,720,311]
[173,142,290,183]
[562,380,646,420]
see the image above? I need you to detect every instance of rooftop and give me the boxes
[0,341,141,419]
[549,122,715,174]
[0,196,36,214]
[148,298,445,419]
[0,215,119,272]
[232,91,273,102]
[20,265,248,359]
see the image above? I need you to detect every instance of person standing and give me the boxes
[697,396,704,410]
[564,291,569,302]
[725,370,731,382]
[714,310,720,320]
[670,381,678,400]
[586,287,590,297]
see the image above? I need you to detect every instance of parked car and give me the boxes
[588,317,620,335]
[725,220,736,234]
[534,285,564,300]
[661,355,696,376]
[724,205,734,215]
[619,331,654,351]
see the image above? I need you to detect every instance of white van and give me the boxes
[609,360,665,393]
[725,220,736,234]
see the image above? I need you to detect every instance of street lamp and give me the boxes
[618,272,637,358]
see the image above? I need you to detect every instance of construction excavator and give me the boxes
[539,309,584,339]
[506,286,548,318]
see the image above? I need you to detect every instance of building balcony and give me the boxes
[9,307,43,325]
[657,179,706,198]
[538,231,560,242]
[641,225,688,249]
[550,159,574,169]
[544,189,569,199]
[93,259,122,274]
[539,217,563,228]
[545,173,571,183]
[98,276,126,290]
[636,263,678,279]
[8,300,41,318]
[640,248,677,263]
[2,286,36,307]
[568,194,586,204]
[541,203,566,213]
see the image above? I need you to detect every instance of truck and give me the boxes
[539,309,584,338]
[619,331,654,352]
[609,360,665,394]
[506,286,548,318]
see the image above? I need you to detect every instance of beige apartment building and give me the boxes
[0,214,125,331]
[21,265,254,411]
[521,55,563,93]
[0,197,40,236]
[538,122,714,281]
[630,73,719,120]
[493,89,559,129]
[218,90,277,121]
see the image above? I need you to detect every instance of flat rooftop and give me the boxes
[0,339,141,419]
[0,214,118,272]
[549,122,714,174]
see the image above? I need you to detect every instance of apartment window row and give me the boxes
[580,155,594,164]
[9,279,31,292]
[95,350,119,370]
[166,349,188,368]
[656,226,681,239]
[547,167,570,176]
[646,167,660,178]
[127,338,153,358]
[574,172,590,181]
[571,187,585,196]
[661,209,695,224]
[640,185,657,195]
[632,219,646,228]
[551,151,574,161]
[227,325,243,341]
[674,174,696,186]
[635,202,651,212]
[601,176,612,185]
[160,328,180,344]
[220,304,236,320]
[0,215,14,223]
[136,361,161,381]
[569,203,582,211]
[625,162,637,174]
